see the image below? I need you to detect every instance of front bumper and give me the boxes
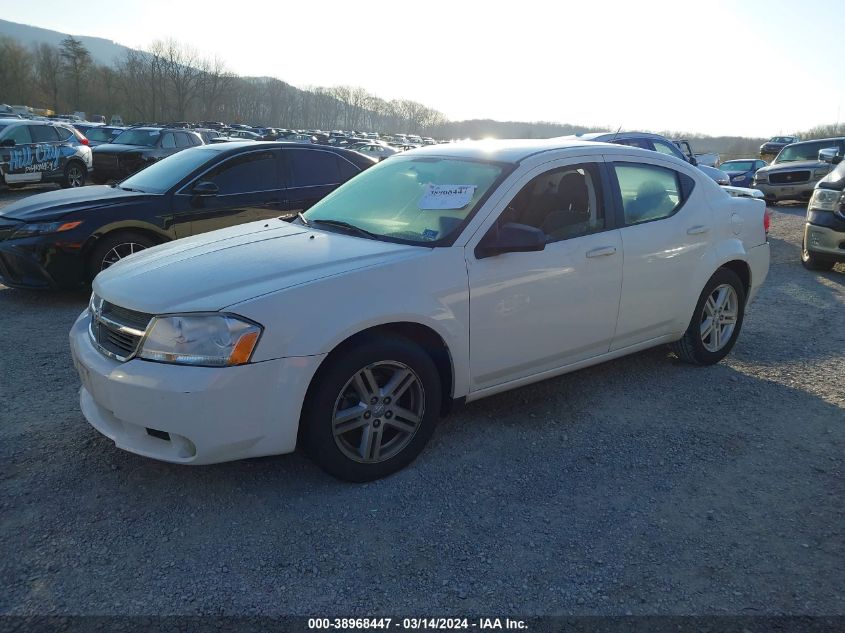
[804,222,845,262]
[69,311,326,464]
[753,180,817,202]
[0,232,88,289]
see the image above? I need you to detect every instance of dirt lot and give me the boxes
[0,184,842,616]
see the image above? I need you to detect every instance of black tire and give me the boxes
[671,268,747,366]
[61,161,86,188]
[301,335,442,482]
[87,231,157,282]
[801,236,836,271]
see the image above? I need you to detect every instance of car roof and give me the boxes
[786,136,844,146]
[194,140,364,154]
[394,138,630,163]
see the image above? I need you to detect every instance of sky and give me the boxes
[1,0,843,137]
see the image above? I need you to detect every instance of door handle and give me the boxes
[586,246,617,258]
[687,225,710,235]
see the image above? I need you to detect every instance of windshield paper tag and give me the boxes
[419,184,476,210]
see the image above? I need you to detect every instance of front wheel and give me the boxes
[671,268,746,365]
[801,237,836,271]
[61,162,86,188]
[87,231,157,282]
[301,335,442,482]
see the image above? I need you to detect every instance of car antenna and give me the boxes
[610,125,622,143]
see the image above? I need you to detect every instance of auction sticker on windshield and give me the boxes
[419,184,476,210]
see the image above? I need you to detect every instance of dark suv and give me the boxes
[92,127,203,183]
[0,118,92,189]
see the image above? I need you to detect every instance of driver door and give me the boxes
[466,159,623,392]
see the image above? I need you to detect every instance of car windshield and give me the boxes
[85,128,116,142]
[303,156,507,245]
[118,147,217,193]
[776,141,841,163]
[112,129,161,147]
[720,160,755,171]
[770,137,792,144]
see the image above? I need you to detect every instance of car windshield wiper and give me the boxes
[309,219,381,241]
[119,185,144,192]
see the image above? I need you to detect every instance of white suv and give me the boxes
[70,140,770,481]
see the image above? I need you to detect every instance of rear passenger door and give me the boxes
[609,157,712,350]
[173,149,286,236]
[281,148,359,215]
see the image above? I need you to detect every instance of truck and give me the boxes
[673,139,720,167]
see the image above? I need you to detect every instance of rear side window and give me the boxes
[614,163,684,225]
[29,125,59,143]
[203,151,278,195]
[614,137,651,150]
[161,133,177,149]
[55,127,74,141]
[288,149,342,187]
[175,133,192,148]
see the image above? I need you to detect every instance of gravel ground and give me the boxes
[0,186,843,617]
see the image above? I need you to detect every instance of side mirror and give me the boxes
[688,155,698,166]
[476,222,546,259]
[191,181,219,196]
[0,138,15,148]
[818,148,838,163]
[832,155,843,165]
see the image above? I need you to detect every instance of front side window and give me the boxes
[499,163,606,243]
[175,133,192,148]
[303,156,506,245]
[614,163,683,225]
[202,151,278,195]
[5,125,32,144]
[161,133,177,149]
[119,147,218,194]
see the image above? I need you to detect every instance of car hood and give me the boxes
[757,160,826,173]
[93,219,424,314]
[0,185,154,221]
[817,164,845,190]
[93,143,149,155]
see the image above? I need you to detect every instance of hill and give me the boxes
[0,18,131,67]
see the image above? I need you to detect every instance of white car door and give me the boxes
[608,156,714,350]
[466,158,623,391]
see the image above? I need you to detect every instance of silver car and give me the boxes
[753,137,845,204]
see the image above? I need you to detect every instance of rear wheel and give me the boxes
[801,236,836,271]
[671,268,746,365]
[87,231,157,282]
[301,335,441,482]
[61,162,86,188]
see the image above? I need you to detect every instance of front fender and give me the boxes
[229,248,472,398]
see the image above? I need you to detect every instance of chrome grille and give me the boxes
[768,170,810,185]
[89,298,154,361]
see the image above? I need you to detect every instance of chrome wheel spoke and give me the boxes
[700,317,715,340]
[332,360,425,464]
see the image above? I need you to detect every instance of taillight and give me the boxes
[79,136,89,146]
[763,210,771,235]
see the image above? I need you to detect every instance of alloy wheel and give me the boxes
[68,165,84,187]
[700,283,738,352]
[332,360,425,463]
[101,242,147,270]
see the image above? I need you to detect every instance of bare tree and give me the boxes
[34,43,62,112]
[0,36,33,104]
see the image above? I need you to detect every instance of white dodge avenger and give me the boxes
[70,140,770,481]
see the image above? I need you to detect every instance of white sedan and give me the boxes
[69,140,770,481]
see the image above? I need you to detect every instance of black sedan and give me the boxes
[91,127,204,183]
[0,142,375,289]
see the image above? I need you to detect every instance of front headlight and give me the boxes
[10,220,82,239]
[732,174,747,182]
[808,188,843,212]
[137,314,262,366]
[754,172,767,183]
